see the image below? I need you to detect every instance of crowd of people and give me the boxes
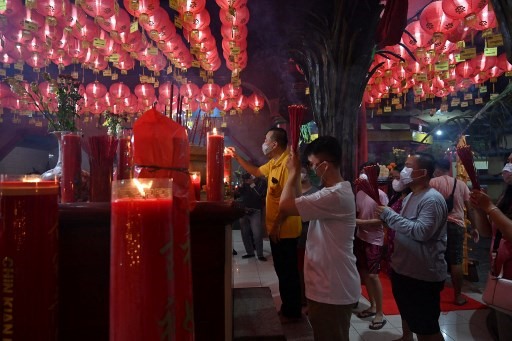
[228,127,512,341]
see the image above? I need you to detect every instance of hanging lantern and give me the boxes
[182,9,210,31]
[497,53,512,72]
[201,83,221,98]
[35,0,65,24]
[58,3,88,30]
[455,60,475,78]
[139,6,167,31]
[179,0,206,15]
[401,20,433,52]
[420,1,460,43]
[123,0,160,17]
[248,93,265,112]
[99,8,131,36]
[109,82,130,99]
[219,5,250,27]
[215,0,248,10]
[216,98,232,111]
[233,94,248,111]
[134,84,156,99]
[222,83,241,98]
[220,24,248,42]
[158,82,178,100]
[179,83,200,98]
[442,0,488,20]
[9,7,45,31]
[38,81,57,99]
[471,53,497,72]
[86,81,108,99]
[82,0,116,20]
[0,83,14,99]
[466,4,497,31]
[199,99,215,112]
[26,51,50,69]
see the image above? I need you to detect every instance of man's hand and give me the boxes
[375,205,387,218]
[286,150,300,176]
[269,222,281,243]
[226,147,237,159]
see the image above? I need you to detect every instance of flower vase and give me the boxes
[86,135,118,202]
[41,132,64,181]
[60,132,83,203]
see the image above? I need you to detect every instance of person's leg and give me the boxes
[240,215,255,256]
[307,299,353,341]
[446,222,466,305]
[366,273,384,325]
[271,238,302,318]
[249,210,264,258]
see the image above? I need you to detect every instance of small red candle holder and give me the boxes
[190,171,201,201]
[206,129,224,201]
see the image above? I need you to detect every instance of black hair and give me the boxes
[435,158,451,171]
[304,136,342,167]
[413,152,436,179]
[267,127,288,148]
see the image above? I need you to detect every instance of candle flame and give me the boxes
[213,127,217,135]
[191,173,198,180]
[133,178,153,198]
[22,175,42,183]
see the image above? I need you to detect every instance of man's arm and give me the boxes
[227,147,263,177]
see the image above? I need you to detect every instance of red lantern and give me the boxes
[58,3,87,29]
[123,0,159,17]
[216,98,232,111]
[221,24,248,42]
[0,83,13,99]
[199,100,215,112]
[26,52,50,69]
[179,83,200,98]
[215,0,247,10]
[71,18,100,42]
[134,84,156,99]
[158,81,178,100]
[201,83,221,98]
[89,101,107,115]
[183,9,210,31]
[122,94,138,108]
[99,8,131,35]
[248,93,264,112]
[139,6,167,31]
[9,8,45,31]
[466,4,496,31]
[455,61,475,78]
[401,21,433,52]
[146,53,167,72]
[442,0,488,20]
[420,1,460,37]
[179,0,206,14]
[497,53,512,72]
[109,82,130,99]
[86,81,108,99]
[0,0,23,16]
[471,53,497,72]
[219,5,250,26]
[233,94,248,110]
[222,83,241,99]
[82,0,116,20]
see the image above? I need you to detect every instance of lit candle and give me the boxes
[117,129,133,180]
[223,148,232,186]
[60,132,82,203]
[110,178,175,341]
[0,175,59,340]
[190,171,201,201]
[206,128,224,201]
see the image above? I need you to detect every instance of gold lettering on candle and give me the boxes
[2,257,14,337]
[159,297,175,341]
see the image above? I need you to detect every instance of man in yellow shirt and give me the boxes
[229,127,303,322]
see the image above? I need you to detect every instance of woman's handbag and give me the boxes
[482,231,512,315]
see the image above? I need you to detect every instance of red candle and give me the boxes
[60,132,82,203]
[0,176,59,341]
[223,152,232,185]
[190,172,201,201]
[206,129,224,201]
[110,178,175,341]
[117,130,133,180]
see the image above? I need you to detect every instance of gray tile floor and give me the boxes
[232,230,495,341]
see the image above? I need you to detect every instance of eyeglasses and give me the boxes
[309,160,332,172]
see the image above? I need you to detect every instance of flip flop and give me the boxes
[356,310,376,318]
[369,319,387,330]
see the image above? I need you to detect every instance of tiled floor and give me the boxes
[232,230,495,341]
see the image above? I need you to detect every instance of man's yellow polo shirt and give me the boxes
[259,150,302,239]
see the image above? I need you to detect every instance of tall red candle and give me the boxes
[0,176,59,341]
[60,132,82,203]
[110,178,176,341]
[190,172,201,201]
[223,152,232,185]
[117,129,133,180]
[206,129,224,201]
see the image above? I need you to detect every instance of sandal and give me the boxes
[369,319,387,330]
[356,309,376,318]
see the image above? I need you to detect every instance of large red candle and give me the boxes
[117,129,133,180]
[110,178,176,341]
[60,132,82,203]
[0,176,59,341]
[223,152,232,185]
[190,172,201,201]
[206,129,224,201]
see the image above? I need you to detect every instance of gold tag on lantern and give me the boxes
[93,38,106,48]
[464,93,473,100]
[461,101,469,108]
[451,98,460,106]
[14,62,23,71]
[121,70,127,75]
[416,73,427,82]
[191,60,200,68]
[480,85,488,93]
[414,96,421,103]
[455,53,464,63]
[460,47,476,59]
[487,34,504,48]
[111,73,118,80]
[490,77,497,83]
[190,46,199,54]
[71,71,79,79]
[484,47,498,56]
[147,47,158,55]
[35,120,42,127]
[0,69,6,76]
[103,69,112,76]
[183,12,193,23]
[376,108,383,115]
[305,87,310,95]
[435,61,448,71]
[109,54,120,62]
[169,0,178,10]
[395,103,402,110]
[506,71,512,77]
[475,98,483,104]
[129,21,138,33]
[154,81,159,88]
[456,41,465,49]
[382,93,389,99]
[482,28,493,38]
[174,16,183,29]
[391,98,400,105]
[230,109,237,116]
[221,122,227,128]
[219,110,226,116]
[440,104,448,111]
[23,20,38,32]
[140,75,149,83]
[14,74,23,81]
[230,46,240,55]
[490,93,499,100]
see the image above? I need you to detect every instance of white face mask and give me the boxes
[503,163,512,185]
[261,142,273,155]
[503,163,512,173]
[300,172,308,181]
[359,173,368,180]
[400,167,414,185]
[392,179,406,192]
